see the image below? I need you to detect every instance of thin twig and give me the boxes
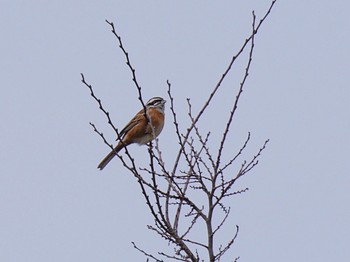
[105,19,147,114]
[215,11,256,173]
[132,242,164,262]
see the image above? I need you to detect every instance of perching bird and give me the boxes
[97,97,166,170]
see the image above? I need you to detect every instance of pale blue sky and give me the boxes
[1,1,349,261]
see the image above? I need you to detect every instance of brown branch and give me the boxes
[215,11,256,174]
[171,0,277,179]
[132,242,164,262]
[81,73,118,133]
[173,171,191,233]
[186,98,216,174]
[223,187,249,198]
[217,132,251,176]
[241,138,269,175]
[182,237,208,250]
[158,251,191,262]
[105,19,147,114]
[214,225,239,261]
[212,207,231,237]
[89,122,114,150]
[81,73,137,166]
[180,211,201,240]
[88,122,139,174]
[213,139,269,209]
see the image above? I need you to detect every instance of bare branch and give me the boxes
[215,11,256,173]
[212,207,231,237]
[89,122,114,150]
[81,73,118,133]
[186,98,216,174]
[241,139,269,175]
[214,225,239,261]
[105,20,147,113]
[83,1,276,261]
[172,0,277,178]
[158,251,190,262]
[182,238,208,250]
[88,122,140,175]
[217,132,251,176]
[132,242,164,262]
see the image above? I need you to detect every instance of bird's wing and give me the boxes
[118,109,144,139]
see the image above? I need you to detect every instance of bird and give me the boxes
[97,96,166,170]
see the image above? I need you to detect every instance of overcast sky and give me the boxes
[1,1,349,261]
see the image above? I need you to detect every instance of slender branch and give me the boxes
[82,74,139,170]
[214,225,239,260]
[105,19,147,114]
[187,98,216,174]
[171,0,276,178]
[81,73,118,133]
[215,11,256,173]
[217,132,251,176]
[213,139,269,209]
[132,242,164,262]
[212,207,231,237]
[241,138,269,175]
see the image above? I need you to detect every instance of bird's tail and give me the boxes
[97,144,122,170]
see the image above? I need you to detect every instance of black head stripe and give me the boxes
[147,97,164,106]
